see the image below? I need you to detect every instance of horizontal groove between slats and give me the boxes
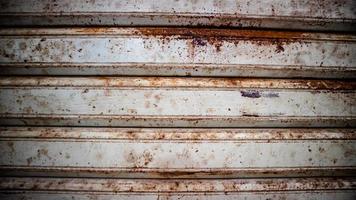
[1,177,355,192]
[1,166,356,179]
[1,191,355,200]
[1,116,355,128]
[0,77,355,90]
[0,63,355,78]
[0,13,354,20]
[1,127,354,140]
[0,28,354,41]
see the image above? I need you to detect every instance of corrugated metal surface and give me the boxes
[0,28,355,78]
[0,1,355,199]
[0,77,355,127]
[1,127,355,178]
[1,177,356,199]
[0,0,355,31]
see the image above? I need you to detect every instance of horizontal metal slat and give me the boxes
[2,127,355,140]
[1,127,355,178]
[0,28,355,78]
[0,77,354,127]
[0,0,355,31]
[1,177,355,200]
[2,192,356,200]
[1,177,355,192]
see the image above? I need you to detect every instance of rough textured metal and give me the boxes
[0,0,355,31]
[1,177,355,200]
[0,127,355,178]
[2,193,356,200]
[0,77,355,127]
[2,192,356,200]
[0,2,355,199]
[0,28,355,78]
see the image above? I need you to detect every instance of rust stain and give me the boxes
[142,151,153,166]
[26,157,33,165]
[344,149,355,157]
[96,153,103,160]
[275,44,285,53]
[2,77,355,90]
[153,94,161,102]
[192,38,207,46]
[125,150,154,168]
[144,101,151,108]
[6,141,15,152]
[319,147,326,153]
[135,27,308,54]
[37,149,51,160]
[134,28,307,40]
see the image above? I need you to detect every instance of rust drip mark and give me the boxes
[241,90,261,98]
[208,38,223,52]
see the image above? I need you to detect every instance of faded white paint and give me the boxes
[0,0,355,30]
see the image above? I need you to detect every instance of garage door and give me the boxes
[0,1,355,199]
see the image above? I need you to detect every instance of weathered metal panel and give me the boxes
[0,2,355,199]
[2,192,356,200]
[0,28,355,78]
[0,127,355,178]
[0,0,355,31]
[0,177,355,199]
[0,77,354,127]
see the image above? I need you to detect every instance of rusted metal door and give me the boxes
[0,1,355,199]
[0,0,355,31]
[0,28,355,78]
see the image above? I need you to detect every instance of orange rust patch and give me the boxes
[134,28,307,40]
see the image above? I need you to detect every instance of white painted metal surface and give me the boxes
[0,0,355,31]
[0,127,355,178]
[1,177,355,200]
[0,28,355,78]
[0,77,354,127]
[2,192,356,200]
[0,1,355,199]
